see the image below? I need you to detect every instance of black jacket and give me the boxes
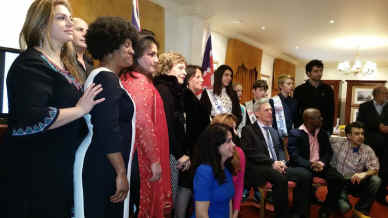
[183,88,210,154]
[287,128,333,170]
[357,100,388,153]
[294,80,334,133]
[154,75,185,159]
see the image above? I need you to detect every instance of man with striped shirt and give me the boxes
[331,121,381,218]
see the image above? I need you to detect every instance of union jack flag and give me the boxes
[201,32,214,89]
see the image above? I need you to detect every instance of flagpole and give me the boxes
[132,0,141,31]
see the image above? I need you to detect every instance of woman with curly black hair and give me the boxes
[73,16,138,218]
[191,123,235,217]
[200,65,242,124]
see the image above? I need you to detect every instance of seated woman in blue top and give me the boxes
[191,124,235,218]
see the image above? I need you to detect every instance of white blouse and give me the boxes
[210,88,233,116]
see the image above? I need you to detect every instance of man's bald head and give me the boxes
[303,108,319,120]
[303,108,322,130]
[373,86,388,105]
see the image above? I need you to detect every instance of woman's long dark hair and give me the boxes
[191,123,234,184]
[211,64,242,124]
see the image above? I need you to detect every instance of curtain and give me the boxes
[233,64,257,103]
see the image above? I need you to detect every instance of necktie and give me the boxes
[263,126,278,161]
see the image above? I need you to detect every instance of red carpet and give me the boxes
[240,186,388,218]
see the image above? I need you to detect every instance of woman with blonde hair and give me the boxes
[269,74,297,141]
[211,113,246,218]
[233,83,247,137]
[154,51,188,208]
[2,0,103,217]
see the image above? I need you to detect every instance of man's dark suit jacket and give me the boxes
[241,122,285,187]
[287,128,332,170]
[357,100,388,154]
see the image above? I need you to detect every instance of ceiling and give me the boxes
[164,0,388,64]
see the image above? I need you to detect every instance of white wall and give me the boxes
[211,32,228,69]
[0,0,31,49]
[295,66,307,86]
[164,11,194,62]
[163,1,209,66]
[164,4,231,69]
[261,53,275,96]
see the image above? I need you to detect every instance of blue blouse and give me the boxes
[193,164,235,218]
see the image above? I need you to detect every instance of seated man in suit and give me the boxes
[331,121,381,218]
[242,80,269,202]
[288,108,345,218]
[241,98,311,218]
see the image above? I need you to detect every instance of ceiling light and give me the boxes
[232,20,241,24]
[337,48,377,75]
[329,20,335,24]
[295,46,299,49]
[260,26,266,30]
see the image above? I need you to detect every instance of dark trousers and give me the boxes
[377,145,388,202]
[130,151,140,217]
[342,175,382,214]
[313,166,345,210]
[258,166,312,218]
[287,167,312,218]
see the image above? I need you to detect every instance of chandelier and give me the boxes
[337,49,377,75]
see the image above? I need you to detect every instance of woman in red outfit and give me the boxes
[120,35,172,217]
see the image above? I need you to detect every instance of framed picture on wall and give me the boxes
[353,87,374,105]
[345,80,387,124]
